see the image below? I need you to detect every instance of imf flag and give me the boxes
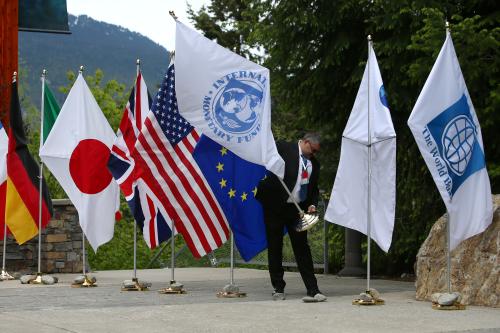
[408,29,493,250]
[174,20,284,179]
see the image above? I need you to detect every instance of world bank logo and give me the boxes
[442,115,476,176]
[427,94,486,196]
[203,71,266,144]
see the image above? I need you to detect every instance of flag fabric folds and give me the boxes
[6,80,52,244]
[107,72,172,248]
[175,21,285,179]
[193,136,267,261]
[40,73,120,251]
[0,121,9,240]
[42,81,61,144]
[407,30,493,250]
[132,65,230,258]
[325,41,396,253]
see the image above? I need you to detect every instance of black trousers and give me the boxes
[264,204,320,297]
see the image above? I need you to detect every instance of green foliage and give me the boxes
[188,0,260,59]
[59,69,126,132]
[87,199,212,270]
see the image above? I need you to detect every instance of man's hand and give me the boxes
[307,205,316,213]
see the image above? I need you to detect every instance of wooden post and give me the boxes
[0,0,18,128]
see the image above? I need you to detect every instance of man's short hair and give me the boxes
[302,132,321,144]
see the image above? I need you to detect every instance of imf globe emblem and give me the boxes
[213,78,263,134]
[441,115,477,176]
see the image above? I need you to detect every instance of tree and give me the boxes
[189,0,500,274]
[187,0,260,59]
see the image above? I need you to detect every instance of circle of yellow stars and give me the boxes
[216,146,259,202]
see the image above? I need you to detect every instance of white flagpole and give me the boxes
[133,59,140,282]
[366,35,373,293]
[445,21,452,294]
[76,65,93,287]
[230,231,234,285]
[1,222,8,278]
[170,219,176,284]
[82,231,86,276]
[36,69,47,280]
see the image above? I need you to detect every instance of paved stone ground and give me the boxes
[0,268,498,332]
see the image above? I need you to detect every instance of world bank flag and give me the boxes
[408,29,493,250]
[193,136,267,261]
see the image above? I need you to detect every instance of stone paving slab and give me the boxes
[0,268,498,333]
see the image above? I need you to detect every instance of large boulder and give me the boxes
[415,194,499,307]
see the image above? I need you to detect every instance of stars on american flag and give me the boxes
[152,66,193,145]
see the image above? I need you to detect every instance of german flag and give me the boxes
[6,79,52,244]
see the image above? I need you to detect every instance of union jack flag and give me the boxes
[132,64,230,257]
[108,72,172,248]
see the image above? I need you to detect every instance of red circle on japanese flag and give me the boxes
[69,139,112,194]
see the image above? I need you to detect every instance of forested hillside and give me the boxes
[19,14,170,104]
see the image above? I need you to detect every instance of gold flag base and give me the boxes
[121,278,150,291]
[29,273,43,284]
[352,298,385,305]
[216,291,247,298]
[216,284,247,298]
[158,281,186,294]
[71,275,97,288]
[352,289,385,306]
[432,302,466,310]
[0,270,15,281]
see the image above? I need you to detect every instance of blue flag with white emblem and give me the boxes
[193,136,267,261]
[408,29,493,250]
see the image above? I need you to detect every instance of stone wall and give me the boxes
[0,199,87,274]
[415,194,499,307]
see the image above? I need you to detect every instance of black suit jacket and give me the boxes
[256,141,320,216]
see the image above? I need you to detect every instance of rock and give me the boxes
[41,275,55,285]
[73,275,86,284]
[122,280,136,288]
[358,292,373,302]
[13,272,22,279]
[416,194,500,307]
[438,293,459,306]
[367,288,380,300]
[20,275,34,284]
[53,276,59,284]
[222,284,239,293]
[170,282,184,291]
[431,293,442,303]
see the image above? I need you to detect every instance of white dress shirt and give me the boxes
[288,141,312,203]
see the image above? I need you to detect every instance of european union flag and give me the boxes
[193,135,267,261]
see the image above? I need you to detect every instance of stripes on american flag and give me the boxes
[132,64,230,258]
[108,72,172,248]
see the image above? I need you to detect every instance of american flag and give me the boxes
[108,72,172,248]
[132,65,230,257]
